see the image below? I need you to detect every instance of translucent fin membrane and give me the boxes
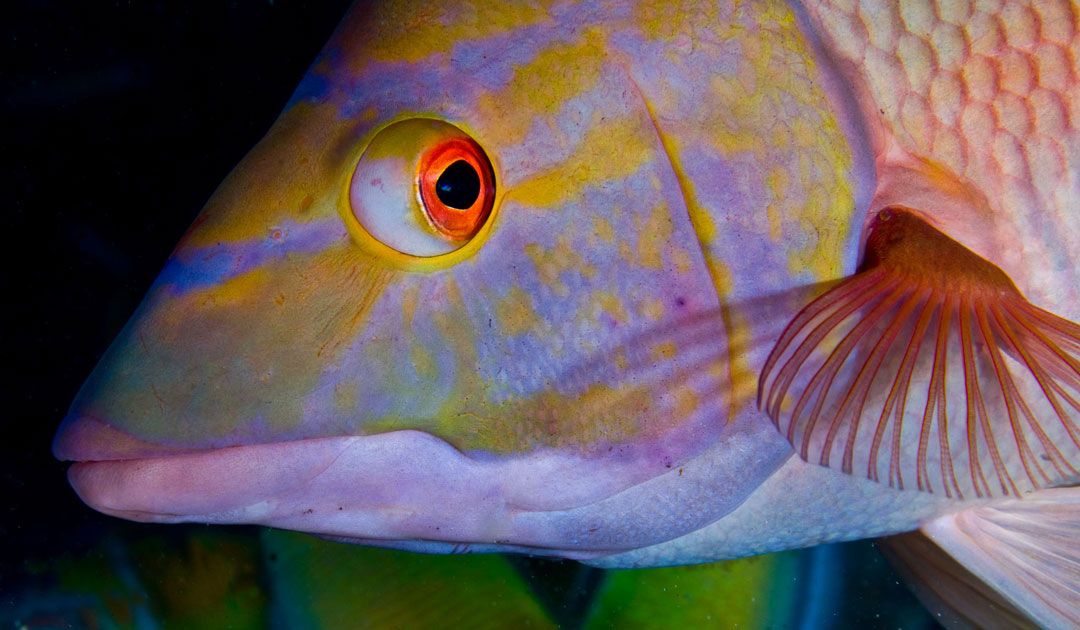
[758,208,1080,498]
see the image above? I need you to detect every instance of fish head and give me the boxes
[55,0,868,560]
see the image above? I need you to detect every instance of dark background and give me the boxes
[5,0,354,589]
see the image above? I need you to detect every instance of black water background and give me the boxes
[4,0,354,591]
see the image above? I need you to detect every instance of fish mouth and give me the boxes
[52,416,663,558]
[55,408,790,558]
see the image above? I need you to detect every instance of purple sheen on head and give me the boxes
[449,22,565,93]
[154,218,347,295]
[54,0,885,566]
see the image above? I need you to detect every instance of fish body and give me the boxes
[55,0,1080,625]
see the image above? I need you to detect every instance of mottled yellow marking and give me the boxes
[637,203,674,269]
[359,106,378,122]
[451,382,661,454]
[674,385,700,419]
[613,348,629,371]
[496,286,540,336]
[182,102,341,248]
[189,268,272,309]
[770,125,791,151]
[375,278,676,454]
[640,297,666,321]
[765,166,788,202]
[508,114,657,207]
[593,216,615,243]
[765,167,789,240]
[765,204,781,241]
[410,342,438,380]
[426,278,487,429]
[334,379,359,413]
[525,237,597,297]
[517,384,650,449]
[673,1,859,423]
[689,1,854,281]
[635,0,720,42]
[579,291,630,326]
[347,0,551,65]
[632,97,746,430]
[359,278,484,443]
[672,248,694,274]
[401,285,419,330]
[101,245,395,442]
[651,341,678,362]
[476,28,608,147]
[720,304,756,420]
[640,122,717,263]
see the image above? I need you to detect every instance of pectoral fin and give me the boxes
[759,208,1080,498]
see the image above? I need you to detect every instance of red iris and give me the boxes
[417,136,495,241]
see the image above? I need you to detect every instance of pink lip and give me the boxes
[62,427,608,560]
[56,410,787,557]
[54,415,647,557]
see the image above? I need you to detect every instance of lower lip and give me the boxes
[63,430,645,555]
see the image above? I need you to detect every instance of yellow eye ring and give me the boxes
[340,117,499,271]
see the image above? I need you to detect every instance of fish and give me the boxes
[53,0,1080,625]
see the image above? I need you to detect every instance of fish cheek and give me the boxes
[80,245,395,446]
[337,265,695,457]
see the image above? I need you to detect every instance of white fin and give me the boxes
[879,531,1033,629]
[919,486,1080,628]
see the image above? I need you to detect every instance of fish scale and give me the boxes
[802,0,1080,311]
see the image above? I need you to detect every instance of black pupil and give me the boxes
[435,160,481,209]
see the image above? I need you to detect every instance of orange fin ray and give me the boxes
[759,208,1080,498]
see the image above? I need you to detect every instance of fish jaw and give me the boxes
[58,410,791,560]
[64,431,549,552]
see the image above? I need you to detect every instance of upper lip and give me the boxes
[53,413,650,556]
[54,414,202,462]
[55,404,785,560]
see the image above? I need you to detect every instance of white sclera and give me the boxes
[349,119,474,257]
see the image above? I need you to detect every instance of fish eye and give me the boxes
[346,118,496,260]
